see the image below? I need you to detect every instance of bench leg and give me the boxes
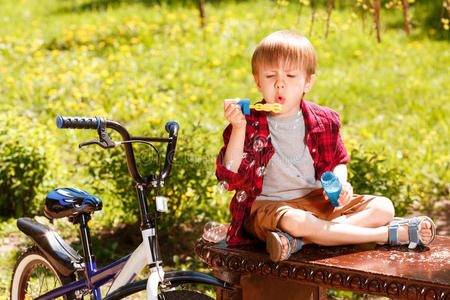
[216,286,243,300]
[318,286,327,300]
[240,274,323,300]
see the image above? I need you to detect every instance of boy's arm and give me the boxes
[223,126,245,172]
[222,100,247,172]
[215,101,252,191]
[332,164,348,183]
[332,164,353,206]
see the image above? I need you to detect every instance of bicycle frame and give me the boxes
[34,242,144,300]
[17,117,229,300]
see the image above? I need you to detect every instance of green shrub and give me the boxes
[85,121,229,229]
[347,146,412,217]
[0,115,48,218]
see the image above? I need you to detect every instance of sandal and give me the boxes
[266,231,302,262]
[387,216,436,249]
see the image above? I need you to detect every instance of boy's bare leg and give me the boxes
[331,196,395,228]
[276,209,433,258]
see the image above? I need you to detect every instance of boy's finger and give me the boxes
[224,98,239,104]
[231,106,243,117]
[224,98,239,109]
[225,103,241,113]
[225,105,238,118]
[231,112,244,123]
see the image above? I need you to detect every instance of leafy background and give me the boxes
[0,0,448,298]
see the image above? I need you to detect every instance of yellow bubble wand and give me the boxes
[224,98,282,115]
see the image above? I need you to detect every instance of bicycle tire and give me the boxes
[10,246,77,300]
[159,290,214,300]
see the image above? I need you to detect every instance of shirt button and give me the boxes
[312,148,316,153]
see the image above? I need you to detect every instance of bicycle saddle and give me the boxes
[44,187,103,219]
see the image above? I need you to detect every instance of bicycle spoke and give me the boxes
[38,265,44,296]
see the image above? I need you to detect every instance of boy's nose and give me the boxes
[275,79,285,89]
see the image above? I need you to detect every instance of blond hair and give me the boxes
[252,31,317,78]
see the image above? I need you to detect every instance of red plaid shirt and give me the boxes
[216,99,350,246]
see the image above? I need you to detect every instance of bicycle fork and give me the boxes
[142,228,164,300]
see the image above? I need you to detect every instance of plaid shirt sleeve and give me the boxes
[215,110,270,246]
[330,112,350,168]
[304,101,350,179]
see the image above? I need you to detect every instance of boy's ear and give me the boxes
[304,74,316,93]
[253,74,263,92]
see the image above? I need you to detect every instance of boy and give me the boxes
[216,30,435,262]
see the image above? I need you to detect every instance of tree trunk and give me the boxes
[325,0,335,38]
[309,0,316,36]
[373,0,381,43]
[401,0,411,35]
[198,0,206,28]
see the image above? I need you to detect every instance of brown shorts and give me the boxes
[244,189,377,241]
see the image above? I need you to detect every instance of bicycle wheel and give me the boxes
[10,246,77,300]
[159,290,214,300]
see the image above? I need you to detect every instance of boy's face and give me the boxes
[253,63,315,117]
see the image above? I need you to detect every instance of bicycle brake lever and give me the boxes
[97,118,117,148]
[79,139,103,148]
[79,139,119,149]
[78,120,118,149]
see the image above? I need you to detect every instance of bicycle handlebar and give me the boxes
[56,116,180,185]
[56,116,102,130]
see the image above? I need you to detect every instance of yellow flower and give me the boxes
[100,69,109,77]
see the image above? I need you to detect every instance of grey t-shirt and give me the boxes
[255,112,321,201]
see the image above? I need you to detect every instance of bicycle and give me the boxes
[10,116,229,300]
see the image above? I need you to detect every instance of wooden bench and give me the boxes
[195,236,450,300]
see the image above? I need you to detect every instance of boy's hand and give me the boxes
[338,182,353,206]
[224,99,246,129]
[322,181,353,207]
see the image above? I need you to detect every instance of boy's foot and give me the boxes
[386,216,436,249]
[279,235,289,259]
[266,231,302,262]
[397,219,433,243]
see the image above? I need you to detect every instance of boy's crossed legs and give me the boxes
[244,189,435,261]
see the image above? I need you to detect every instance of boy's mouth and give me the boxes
[275,96,285,104]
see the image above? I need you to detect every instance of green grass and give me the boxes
[0,0,448,298]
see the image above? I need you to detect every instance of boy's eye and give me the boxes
[265,75,275,78]
[287,74,296,78]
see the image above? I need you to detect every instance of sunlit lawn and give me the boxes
[0,0,448,298]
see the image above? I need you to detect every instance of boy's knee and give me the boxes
[371,196,395,223]
[278,209,312,237]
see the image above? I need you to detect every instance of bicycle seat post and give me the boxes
[72,213,101,299]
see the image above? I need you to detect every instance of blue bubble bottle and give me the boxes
[320,171,342,207]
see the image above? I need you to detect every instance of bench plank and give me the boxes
[196,236,450,299]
